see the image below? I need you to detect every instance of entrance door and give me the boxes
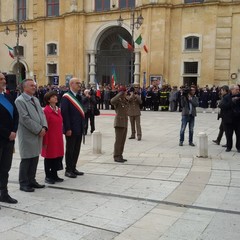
[96,26,133,86]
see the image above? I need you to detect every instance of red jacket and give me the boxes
[41,105,64,158]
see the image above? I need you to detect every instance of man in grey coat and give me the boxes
[15,79,48,192]
[179,86,199,146]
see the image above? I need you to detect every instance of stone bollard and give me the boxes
[197,132,208,158]
[92,130,102,154]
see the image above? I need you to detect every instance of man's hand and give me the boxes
[9,132,16,141]
[39,128,46,137]
[65,130,72,136]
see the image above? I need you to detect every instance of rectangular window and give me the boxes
[95,0,110,12]
[18,0,26,21]
[47,43,57,55]
[119,0,135,9]
[47,63,57,74]
[184,62,198,74]
[184,0,204,3]
[47,0,59,17]
[185,36,199,50]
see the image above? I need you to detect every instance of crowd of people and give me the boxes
[1,71,239,206]
[7,81,222,114]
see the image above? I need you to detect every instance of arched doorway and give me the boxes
[12,61,26,82]
[96,26,133,86]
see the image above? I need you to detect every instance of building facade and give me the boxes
[0,0,240,88]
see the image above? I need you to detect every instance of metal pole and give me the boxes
[16,2,20,85]
[130,10,135,85]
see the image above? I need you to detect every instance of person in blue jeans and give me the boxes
[179,86,199,146]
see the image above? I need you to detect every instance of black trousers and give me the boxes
[84,112,95,134]
[44,157,63,179]
[216,120,224,143]
[0,141,14,190]
[19,156,39,187]
[65,135,82,172]
[223,121,240,150]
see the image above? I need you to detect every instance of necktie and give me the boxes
[31,97,38,111]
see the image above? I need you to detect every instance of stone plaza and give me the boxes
[0,109,240,240]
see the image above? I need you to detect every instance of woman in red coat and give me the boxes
[41,91,64,184]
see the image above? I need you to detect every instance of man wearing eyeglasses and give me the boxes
[61,78,85,178]
[0,73,19,203]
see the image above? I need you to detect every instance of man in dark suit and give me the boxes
[0,73,19,204]
[219,85,240,152]
[61,78,85,178]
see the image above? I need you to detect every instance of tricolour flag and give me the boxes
[135,34,148,53]
[111,65,117,89]
[118,35,133,51]
[96,81,101,98]
[4,44,14,59]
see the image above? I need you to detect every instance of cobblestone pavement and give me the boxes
[1,109,240,240]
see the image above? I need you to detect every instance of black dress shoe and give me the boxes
[114,159,125,163]
[122,159,128,162]
[54,177,64,182]
[212,140,220,145]
[30,182,45,188]
[20,186,35,192]
[73,169,84,176]
[179,142,183,146]
[137,137,141,141]
[225,148,231,152]
[65,171,77,178]
[0,194,18,204]
[128,136,135,139]
[189,143,195,146]
[222,144,227,147]
[45,178,55,184]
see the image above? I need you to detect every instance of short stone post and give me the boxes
[197,132,208,158]
[92,130,102,154]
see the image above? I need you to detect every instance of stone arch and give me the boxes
[88,22,141,86]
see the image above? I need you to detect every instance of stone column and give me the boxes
[89,51,96,86]
[134,50,140,86]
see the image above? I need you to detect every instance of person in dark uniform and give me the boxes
[110,86,129,163]
[0,73,19,204]
[127,86,142,141]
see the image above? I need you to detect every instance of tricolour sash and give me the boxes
[62,92,85,119]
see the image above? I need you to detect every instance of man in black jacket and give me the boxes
[0,73,19,204]
[219,85,240,152]
[61,78,85,178]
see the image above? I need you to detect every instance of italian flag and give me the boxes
[96,82,101,98]
[135,34,148,53]
[118,35,133,51]
[111,65,117,89]
[4,44,14,59]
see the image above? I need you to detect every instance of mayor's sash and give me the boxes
[62,92,85,119]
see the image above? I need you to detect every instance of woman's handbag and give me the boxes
[94,106,100,116]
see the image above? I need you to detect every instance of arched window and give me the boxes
[185,36,199,50]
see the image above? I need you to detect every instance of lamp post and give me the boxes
[4,11,27,85]
[117,9,143,85]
